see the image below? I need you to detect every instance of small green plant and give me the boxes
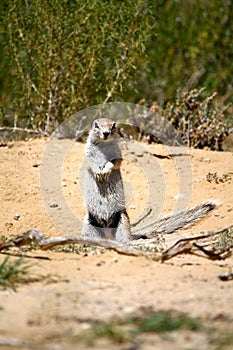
[53,243,99,255]
[0,256,32,289]
[206,172,232,184]
[129,311,201,333]
[0,235,7,243]
[84,321,131,346]
[213,330,233,350]
[77,311,202,346]
[136,235,165,253]
[212,227,233,252]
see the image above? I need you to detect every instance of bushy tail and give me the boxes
[132,201,218,239]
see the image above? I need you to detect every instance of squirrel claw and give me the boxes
[95,161,114,181]
[96,172,110,181]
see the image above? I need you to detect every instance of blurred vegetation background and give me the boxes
[0,0,232,148]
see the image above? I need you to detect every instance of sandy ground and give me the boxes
[0,137,233,349]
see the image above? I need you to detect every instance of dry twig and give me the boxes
[161,224,233,261]
[0,229,160,260]
[0,336,62,349]
[0,225,232,262]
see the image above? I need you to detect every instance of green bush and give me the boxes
[1,0,155,132]
[161,88,231,150]
[123,88,231,151]
[138,0,233,104]
[1,0,232,148]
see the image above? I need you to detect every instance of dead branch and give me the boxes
[161,224,233,262]
[0,126,46,135]
[0,229,161,261]
[0,225,232,262]
[130,207,153,228]
[0,336,62,349]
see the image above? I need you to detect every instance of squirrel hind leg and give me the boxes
[82,210,131,242]
[114,210,131,243]
[81,215,106,239]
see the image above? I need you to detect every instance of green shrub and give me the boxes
[134,88,231,150]
[1,0,155,132]
[0,256,32,289]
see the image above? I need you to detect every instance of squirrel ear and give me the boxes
[94,120,99,129]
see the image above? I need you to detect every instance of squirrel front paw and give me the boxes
[95,161,114,181]
[102,161,114,174]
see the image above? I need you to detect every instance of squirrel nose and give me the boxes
[102,132,110,139]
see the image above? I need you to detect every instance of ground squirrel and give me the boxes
[81,118,217,242]
[81,118,131,242]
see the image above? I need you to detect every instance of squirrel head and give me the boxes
[92,118,118,141]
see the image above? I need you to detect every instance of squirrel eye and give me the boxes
[111,122,116,130]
